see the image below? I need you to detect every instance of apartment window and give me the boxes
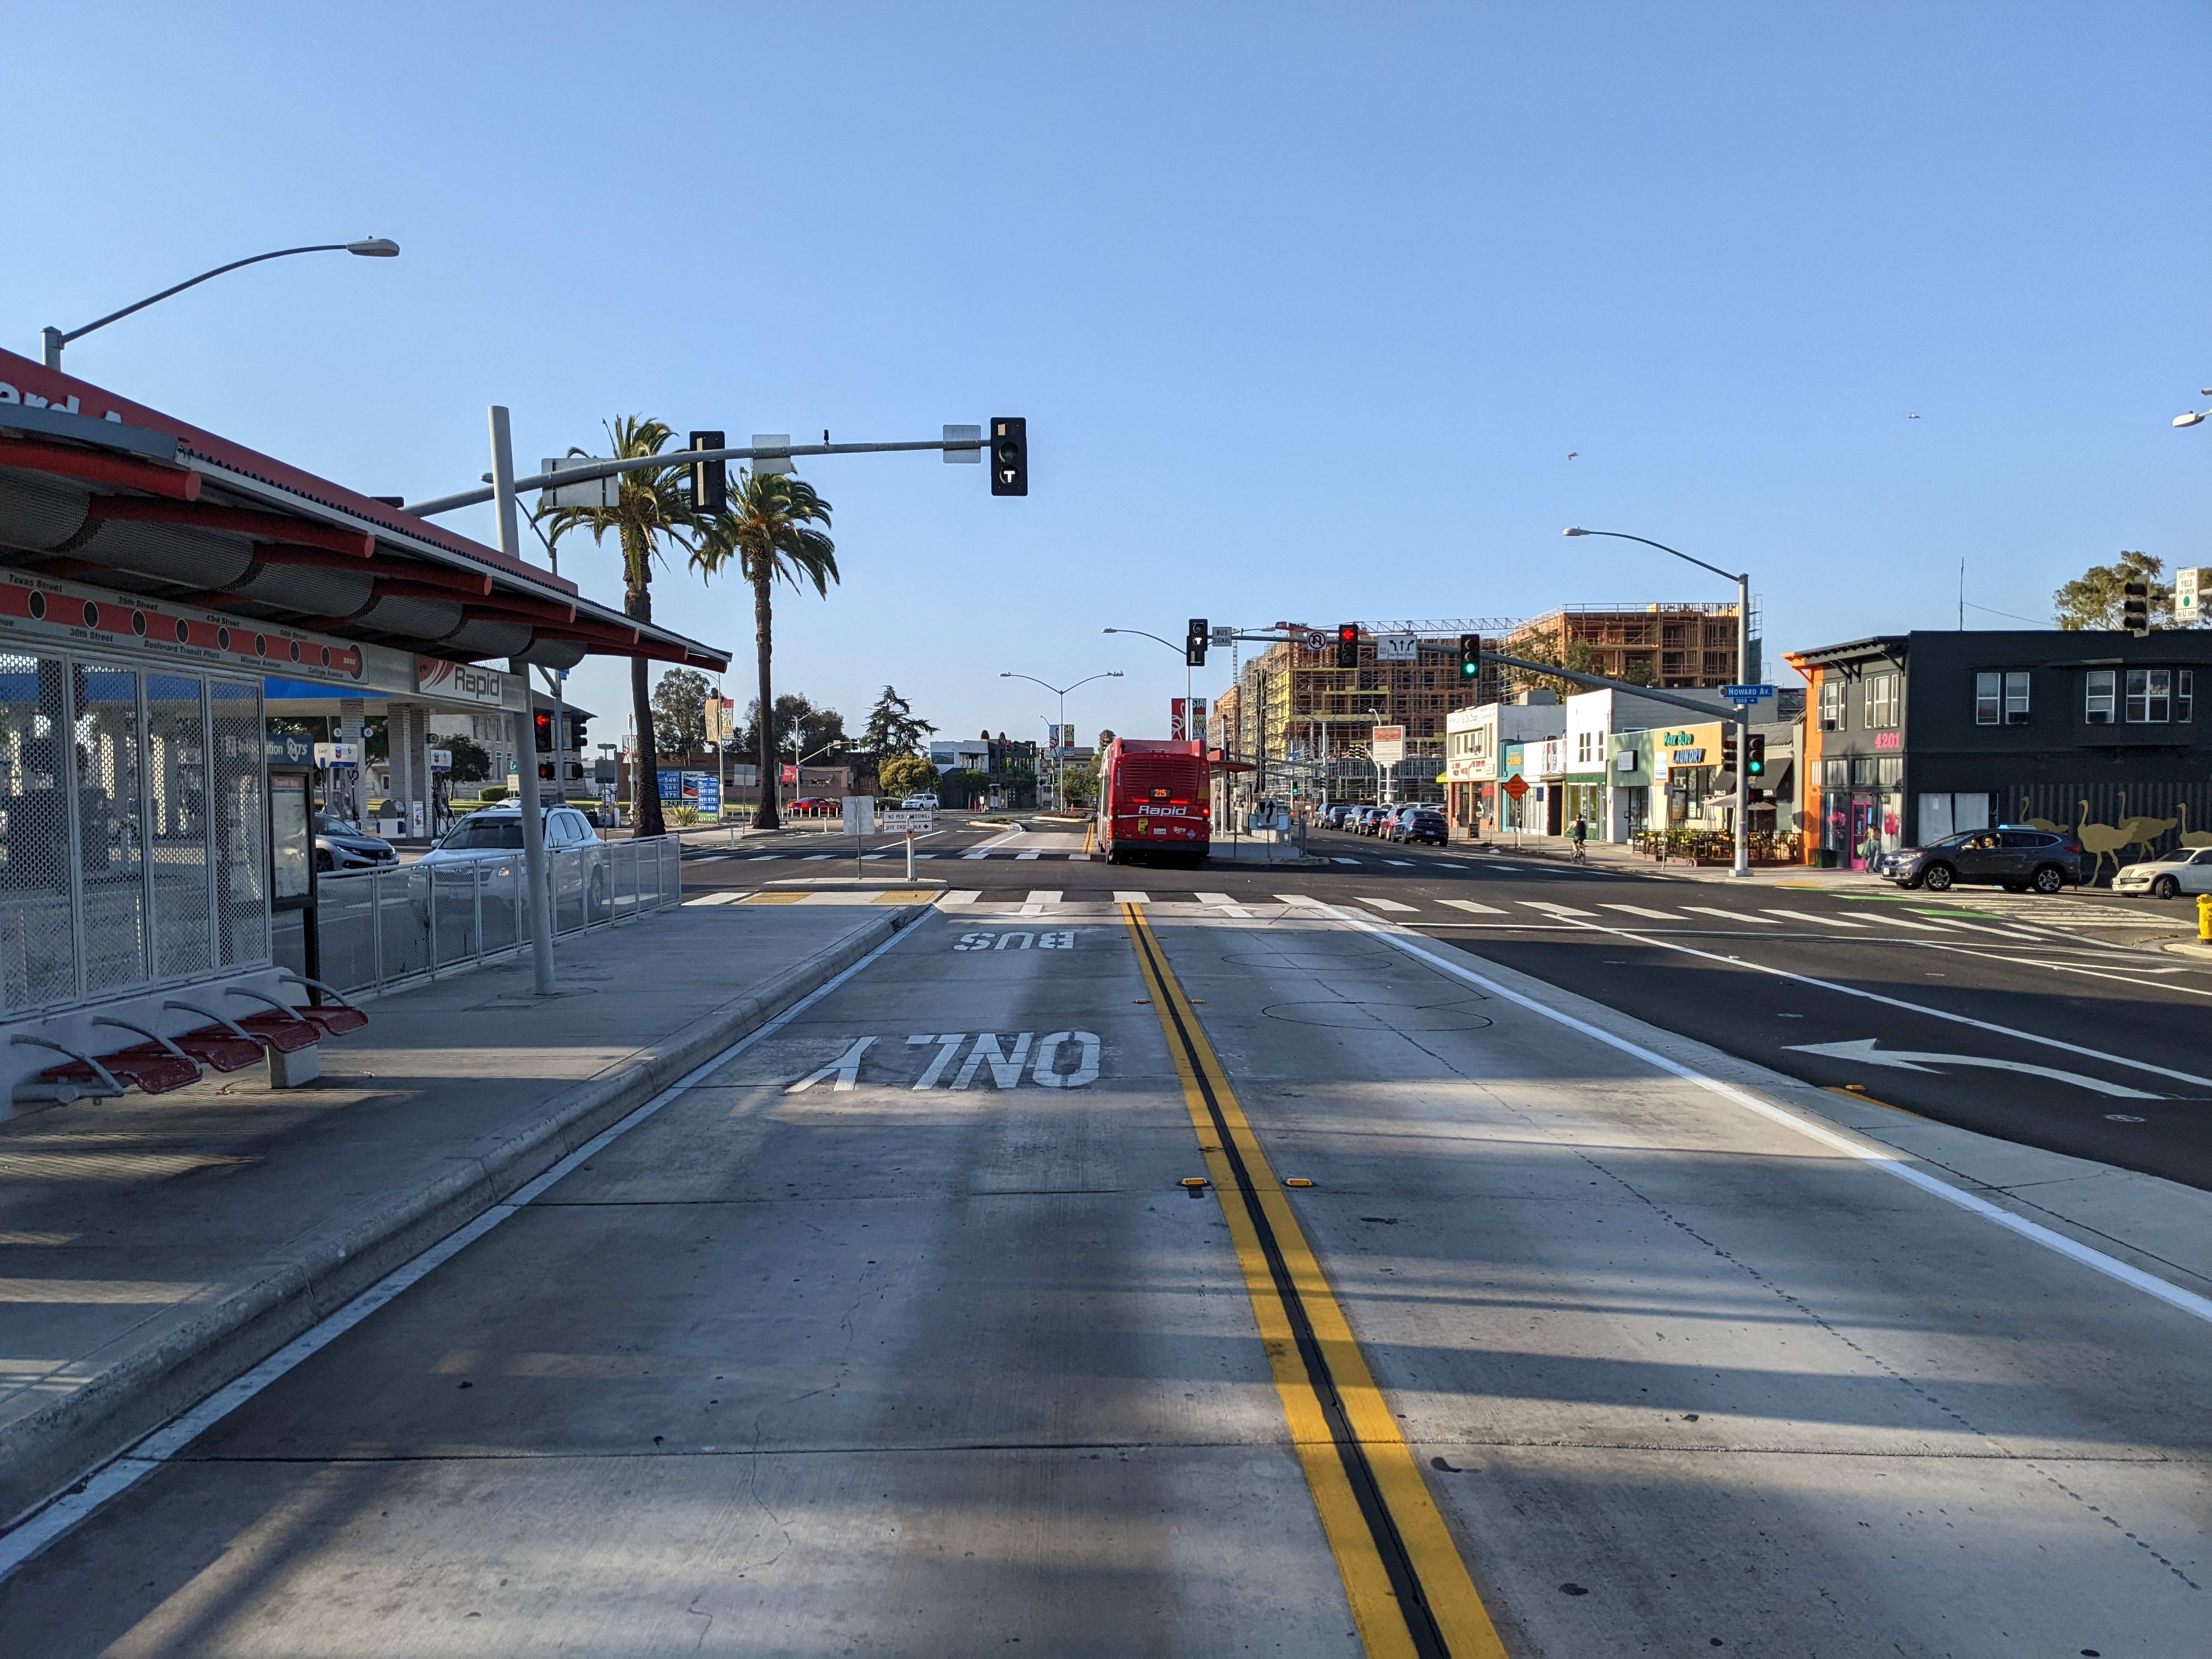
[2085,669,2115,725]
[2182,670,2196,724]
[1977,670,2029,725]
[1576,731,1595,766]
[1876,756,1903,787]
[2126,668,2173,724]
[1818,680,1844,731]
[1864,673,1900,729]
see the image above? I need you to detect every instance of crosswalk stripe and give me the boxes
[1683,905,1779,923]
[1600,904,1679,920]
[684,890,743,906]
[1439,898,1504,915]
[1521,900,1597,916]
[802,854,834,862]
[1276,893,1324,906]
[1015,851,1040,860]
[1024,890,1061,904]
[1113,890,1151,904]
[1353,896,1419,912]
[1384,859,1415,867]
[1762,909,1864,927]
[1331,857,1361,866]
[939,890,980,904]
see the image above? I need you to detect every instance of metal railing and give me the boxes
[311,836,682,998]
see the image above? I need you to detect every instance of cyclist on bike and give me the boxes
[1570,813,1589,861]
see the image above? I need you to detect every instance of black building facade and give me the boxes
[1787,630,2212,876]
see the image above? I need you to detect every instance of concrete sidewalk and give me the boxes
[0,897,930,1529]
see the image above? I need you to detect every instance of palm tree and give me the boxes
[534,415,698,838]
[691,469,837,831]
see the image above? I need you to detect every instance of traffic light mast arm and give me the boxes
[405,433,992,518]
[1479,648,1755,727]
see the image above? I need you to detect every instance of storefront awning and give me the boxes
[0,351,728,674]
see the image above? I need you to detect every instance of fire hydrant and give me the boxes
[2199,891,2212,943]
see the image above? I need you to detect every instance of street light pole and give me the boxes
[41,239,400,369]
[492,405,557,996]
[1001,670,1124,813]
[1565,528,1754,879]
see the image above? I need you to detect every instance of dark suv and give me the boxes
[1884,826,2084,894]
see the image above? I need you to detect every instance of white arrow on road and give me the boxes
[1785,1038,2162,1099]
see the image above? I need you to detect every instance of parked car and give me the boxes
[1378,805,1416,841]
[407,804,609,921]
[1396,807,1449,846]
[2111,846,2212,900]
[1359,806,1392,835]
[789,797,838,814]
[899,794,940,810]
[1883,826,2084,894]
[314,811,398,873]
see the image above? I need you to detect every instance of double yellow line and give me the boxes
[1121,905,1506,1659]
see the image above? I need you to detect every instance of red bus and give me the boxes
[1096,738,1210,865]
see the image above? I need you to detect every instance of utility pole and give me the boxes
[490,405,556,996]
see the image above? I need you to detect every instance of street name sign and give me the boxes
[1721,683,1775,705]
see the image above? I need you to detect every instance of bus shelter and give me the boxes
[0,348,726,1109]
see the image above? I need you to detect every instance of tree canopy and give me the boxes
[744,692,847,759]
[860,685,936,757]
[652,668,713,755]
[2053,551,2171,630]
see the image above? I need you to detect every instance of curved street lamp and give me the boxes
[1102,626,1194,729]
[1564,527,1754,878]
[42,238,402,369]
[1001,670,1123,811]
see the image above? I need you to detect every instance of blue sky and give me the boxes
[7,2,2205,748]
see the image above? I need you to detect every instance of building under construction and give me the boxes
[1211,604,1754,810]
[1502,601,1751,689]
[1212,620,1511,808]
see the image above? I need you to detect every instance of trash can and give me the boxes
[1816,847,1839,870]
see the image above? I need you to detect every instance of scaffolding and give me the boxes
[1503,601,1748,689]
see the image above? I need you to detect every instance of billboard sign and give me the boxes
[1370,724,1406,765]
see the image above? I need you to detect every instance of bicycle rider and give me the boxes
[1570,812,1589,861]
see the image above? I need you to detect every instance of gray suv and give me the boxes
[1884,827,2085,894]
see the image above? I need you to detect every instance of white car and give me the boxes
[2111,846,2212,900]
[407,804,610,921]
[899,794,940,810]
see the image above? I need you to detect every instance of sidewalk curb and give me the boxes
[0,904,928,1533]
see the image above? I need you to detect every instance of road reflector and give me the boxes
[1180,1177,1209,1189]
[1284,1177,1315,1188]
[1135,998,1152,1005]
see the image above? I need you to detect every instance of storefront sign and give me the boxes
[418,658,511,707]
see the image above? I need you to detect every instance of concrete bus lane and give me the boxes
[1135,900,2211,1656]
[0,906,1367,1657]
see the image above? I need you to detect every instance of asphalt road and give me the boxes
[6,854,2202,1653]
[684,816,2212,1192]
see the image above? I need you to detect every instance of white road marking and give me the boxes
[1015,851,1041,861]
[1784,1037,2163,1099]
[938,890,980,905]
[1683,905,1780,924]
[1331,857,1361,866]
[1195,891,1251,917]
[802,854,834,862]
[1033,1030,1102,1089]
[692,855,732,862]
[1276,894,1325,906]
[1762,909,1865,927]
[684,891,743,907]
[1114,891,1152,904]
[1300,901,2212,1327]
[787,1036,878,1093]
[1521,900,1598,916]
[961,827,1028,860]
[907,1032,967,1090]
[1353,896,1419,912]
[952,1032,1034,1091]
[1600,904,1679,921]
[1438,899,1505,915]
[1385,859,1415,867]
[1019,889,1062,915]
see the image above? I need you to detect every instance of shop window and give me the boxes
[2126,668,2172,724]
[1822,758,1848,789]
[1818,680,1844,731]
[2085,669,2115,725]
[1849,755,1878,788]
[1876,756,1903,787]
